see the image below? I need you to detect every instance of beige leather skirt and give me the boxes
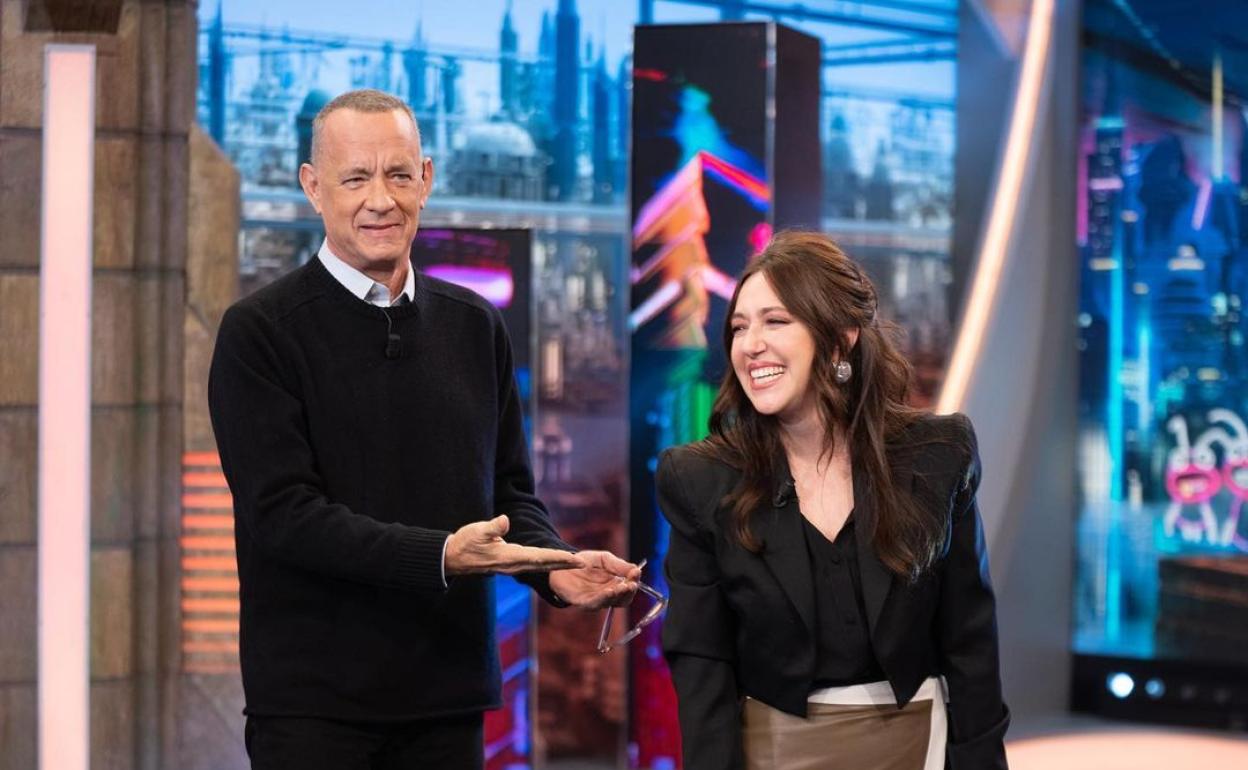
[742,679,944,770]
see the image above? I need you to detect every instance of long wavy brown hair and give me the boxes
[692,230,945,579]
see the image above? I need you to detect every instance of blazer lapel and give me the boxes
[855,459,899,640]
[756,477,816,637]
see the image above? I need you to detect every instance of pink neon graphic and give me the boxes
[424,264,514,308]
[748,222,773,256]
[1207,409,1248,552]
[1163,416,1222,544]
[629,151,772,341]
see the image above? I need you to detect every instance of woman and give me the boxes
[657,231,1009,770]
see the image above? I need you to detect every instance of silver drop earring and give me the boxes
[834,360,853,384]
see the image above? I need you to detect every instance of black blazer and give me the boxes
[657,413,1009,770]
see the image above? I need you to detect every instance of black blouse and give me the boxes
[798,513,886,688]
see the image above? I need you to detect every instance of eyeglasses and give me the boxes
[596,559,669,654]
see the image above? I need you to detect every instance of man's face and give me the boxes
[299,109,434,274]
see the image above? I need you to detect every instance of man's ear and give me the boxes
[298,162,322,214]
[418,156,434,210]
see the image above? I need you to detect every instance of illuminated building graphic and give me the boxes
[1076,0,1248,675]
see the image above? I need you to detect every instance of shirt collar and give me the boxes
[317,240,415,307]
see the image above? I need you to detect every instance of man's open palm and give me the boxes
[444,515,584,576]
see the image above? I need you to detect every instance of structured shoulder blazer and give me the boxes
[657,413,1009,770]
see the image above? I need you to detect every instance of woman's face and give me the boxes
[729,273,819,424]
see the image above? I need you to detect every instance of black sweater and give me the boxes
[208,258,569,721]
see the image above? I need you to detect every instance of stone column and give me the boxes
[0,1,197,768]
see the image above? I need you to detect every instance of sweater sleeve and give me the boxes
[484,306,574,604]
[208,303,450,592]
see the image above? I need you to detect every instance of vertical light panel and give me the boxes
[38,43,95,770]
[936,0,1055,413]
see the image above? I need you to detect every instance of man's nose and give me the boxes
[364,178,396,211]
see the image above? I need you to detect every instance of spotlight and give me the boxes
[1108,672,1135,699]
[1144,678,1165,699]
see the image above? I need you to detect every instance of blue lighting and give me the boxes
[1108,672,1135,699]
[1144,678,1165,699]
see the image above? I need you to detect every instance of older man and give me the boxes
[208,89,638,770]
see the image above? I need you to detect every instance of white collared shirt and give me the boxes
[317,241,415,306]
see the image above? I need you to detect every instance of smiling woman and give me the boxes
[656,230,1009,770]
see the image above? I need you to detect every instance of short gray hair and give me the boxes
[310,89,421,163]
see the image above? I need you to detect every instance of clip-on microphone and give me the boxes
[382,307,401,360]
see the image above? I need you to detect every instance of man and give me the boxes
[208,89,639,770]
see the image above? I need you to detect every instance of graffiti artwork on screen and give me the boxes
[1076,0,1248,668]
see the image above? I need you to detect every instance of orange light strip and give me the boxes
[181,598,241,613]
[184,451,222,466]
[38,44,96,770]
[180,451,244,671]
[182,555,238,572]
[182,492,234,509]
[183,471,228,487]
[180,535,237,551]
[183,514,234,530]
[936,0,1056,414]
[182,576,240,592]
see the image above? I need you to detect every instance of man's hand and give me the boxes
[548,550,642,610]
[445,515,585,577]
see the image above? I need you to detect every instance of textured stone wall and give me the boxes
[0,1,197,768]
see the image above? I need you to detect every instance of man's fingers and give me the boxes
[494,544,584,574]
[607,583,639,607]
[579,550,641,580]
[484,514,510,538]
[583,581,639,610]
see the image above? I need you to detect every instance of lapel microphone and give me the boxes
[773,477,796,507]
[381,295,408,360]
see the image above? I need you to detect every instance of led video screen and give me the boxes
[1075,0,1248,683]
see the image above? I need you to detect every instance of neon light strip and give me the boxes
[631,220,706,284]
[699,151,771,205]
[38,44,96,770]
[1191,178,1212,231]
[1213,52,1223,180]
[632,157,703,242]
[699,264,737,301]
[936,0,1055,414]
[629,279,682,331]
[1105,187,1126,639]
[1088,177,1123,192]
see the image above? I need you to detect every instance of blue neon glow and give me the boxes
[1108,672,1135,699]
[1105,199,1126,641]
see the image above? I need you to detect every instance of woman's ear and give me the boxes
[845,327,861,352]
